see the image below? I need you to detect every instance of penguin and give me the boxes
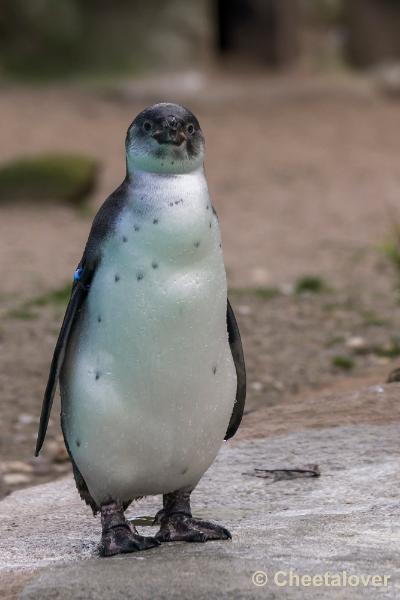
[35,103,246,557]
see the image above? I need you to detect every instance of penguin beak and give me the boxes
[152,124,187,146]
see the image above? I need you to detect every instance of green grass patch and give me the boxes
[8,307,38,320]
[29,284,72,308]
[332,355,355,370]
[382,238,400,272]
[0,154,98,206]
[372,338,400,359]
[381,225,400,302]
[360,310,389,327]
[8,283,72,320]
[295,276,328,294]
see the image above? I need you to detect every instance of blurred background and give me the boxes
[1,0,400,497]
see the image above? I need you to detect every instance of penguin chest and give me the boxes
[61,183,237,502]
[90,190,228,371]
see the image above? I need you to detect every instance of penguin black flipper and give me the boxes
[35,181,129,457]
[35,266,92,456]
[225,299,246,440]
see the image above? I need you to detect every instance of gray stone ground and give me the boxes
[1,424,400,599]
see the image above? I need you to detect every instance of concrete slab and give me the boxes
[1,424,400,598]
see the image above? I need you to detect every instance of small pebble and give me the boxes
[3,473,32,485]
[0,461,34,474]
[18,414,36,425]
[346,336,367,352]
[367,385,385,394]
[250,267,271,286]
[250,381,264,392]
[237,305,252,316]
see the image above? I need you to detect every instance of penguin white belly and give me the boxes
[61,171,237,506]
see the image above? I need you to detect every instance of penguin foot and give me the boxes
[99,500,160,556]
[155,513,231,543]
[100,524,160,557]
[153,508,165,525]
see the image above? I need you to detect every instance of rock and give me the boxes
[0,154,98,207]
[346,336,368,353]
[250,381,263,392]
[0,461,34,475]
[18,414,36,425]
[367,385,385,394]
[249,267,271,286]
[3,473,32,485]
[1,423,399,599]
[387,367,400,383]
[237,305,252,316]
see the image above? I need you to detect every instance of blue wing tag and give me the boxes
[74,266,83,282]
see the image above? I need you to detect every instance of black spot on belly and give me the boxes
[95,371,101,380]
[194,241,200,248]
[212,365,217,375]
[76,440,81,447]
[115,274,120,282]
[169,202,174,207]
[153,218,159,225]
[122,236,128,242]
[171,161,175,165]
[181,467,188,475]
[206,204,210,210]
[97,315,102,323]
[134,225,140,232]
[137,272,144,281]
[219,242,222,248]
[209,221,212,228]
[152,261,158,269]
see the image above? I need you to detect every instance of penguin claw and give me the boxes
[99,525,160,557]
[153,508,165,526]
[155,514,232,543]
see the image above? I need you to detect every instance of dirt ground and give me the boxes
[1,72,400,497]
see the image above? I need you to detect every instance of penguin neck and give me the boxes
[126,162,206,182]
[126,164,207,200]
[124,163,210,218]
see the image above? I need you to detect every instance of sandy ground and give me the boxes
[1,72,400,494]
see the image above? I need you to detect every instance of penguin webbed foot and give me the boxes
[155,512,231,543]
[153,508,166,526]
[99,501,160,557]
[100,524,160,556]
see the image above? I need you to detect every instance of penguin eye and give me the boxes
[142,121,152,133]
[186,123,195,135]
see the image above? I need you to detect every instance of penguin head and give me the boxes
[126,103,205,174]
